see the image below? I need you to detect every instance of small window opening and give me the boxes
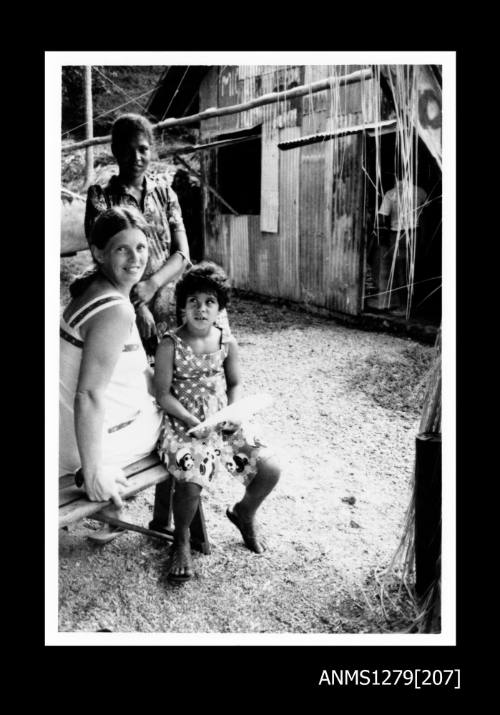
[216,127,261,215]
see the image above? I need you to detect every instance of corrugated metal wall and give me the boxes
[328,129,365,314]
[228,215,251,291]
[199,66,378,316]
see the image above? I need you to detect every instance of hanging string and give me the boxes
[160,66,191,121]
[92,67,149,113]
[62,84,161,139]
[367,274,441,300]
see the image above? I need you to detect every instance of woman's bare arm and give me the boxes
[224,337,242,405]
[75,303,132,505]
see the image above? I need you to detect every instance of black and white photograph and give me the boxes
[47,51,454,646]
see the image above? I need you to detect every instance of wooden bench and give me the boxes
[59,453,211,554]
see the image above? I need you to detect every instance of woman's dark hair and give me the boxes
[70,207,151,298]
[111,113,155,159]
[176,261,231,309]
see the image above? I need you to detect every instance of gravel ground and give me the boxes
[58,272,434,634]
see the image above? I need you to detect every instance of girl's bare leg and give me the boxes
[229,451,280,553]
[169,481,202,580]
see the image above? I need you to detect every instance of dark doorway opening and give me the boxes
[362,132,442,323]
[172,168,203,263]
[215,127,262,215]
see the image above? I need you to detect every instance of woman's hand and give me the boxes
[84,465,128,509]
[135,304,157,340]
[131,278,158,308]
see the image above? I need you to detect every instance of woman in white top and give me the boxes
[60,207,162,518]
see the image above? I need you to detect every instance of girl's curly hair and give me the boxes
[176,261,231,309]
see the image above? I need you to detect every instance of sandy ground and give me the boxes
[58,277,433,634]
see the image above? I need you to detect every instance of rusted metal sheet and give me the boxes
[204,213,229,269]
[199,67,220,138]
[327,123,365,315]
[199,66,368,316]
[218,66,239,133]
[299,140,330,308]
[228,215,251,290]
[298,114,364,315]
[276,127,301,300]
[247,214,261,291]
[302,65,376,127]
[240,65,265,129]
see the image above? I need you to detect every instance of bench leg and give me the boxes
[149,475,211,555]
[149,476,175,532]
[189,498,211,555]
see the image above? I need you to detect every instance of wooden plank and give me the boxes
[59,453,161,494]
[260,125,279,233]
[277,126,301,300]
[59,464,168,527]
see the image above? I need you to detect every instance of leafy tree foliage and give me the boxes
[62,66,165,139]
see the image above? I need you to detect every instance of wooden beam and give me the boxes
[61,68,373,154]
[278,119,397,150]
[158,134,259,157]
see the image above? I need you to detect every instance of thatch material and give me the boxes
[381,326,442,632]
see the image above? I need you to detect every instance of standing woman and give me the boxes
[60,208,162,533]
[84,114,192,355]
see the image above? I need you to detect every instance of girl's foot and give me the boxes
[167,539,194,584]
[226,505,266,554]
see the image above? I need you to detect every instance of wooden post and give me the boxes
[414,432,441,599]
[82,66,94,190]
[414,327,442,629]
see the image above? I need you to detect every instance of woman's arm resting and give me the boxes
[75,304,133,506]
[224,337,242,406]
[131,244,190,306]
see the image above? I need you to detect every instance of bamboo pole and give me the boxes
[82,66,94,189]
[62,68,373,154]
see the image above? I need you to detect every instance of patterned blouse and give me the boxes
[85,173,188,336]
[84,173,187,279]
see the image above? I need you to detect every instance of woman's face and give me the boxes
[94,227,148,289]
[114,132,151,181]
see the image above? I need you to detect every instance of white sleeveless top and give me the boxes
[59,291,161,475]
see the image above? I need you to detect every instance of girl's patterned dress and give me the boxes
[157,329,263,489]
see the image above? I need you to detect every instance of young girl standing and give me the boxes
[154,262,280,583]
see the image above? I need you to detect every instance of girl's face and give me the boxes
[94,228,148,289]
[184,291,220,330]
[115,132,151,181]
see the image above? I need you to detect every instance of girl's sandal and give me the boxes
[167,571,193,585]
[166,542,194,585]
